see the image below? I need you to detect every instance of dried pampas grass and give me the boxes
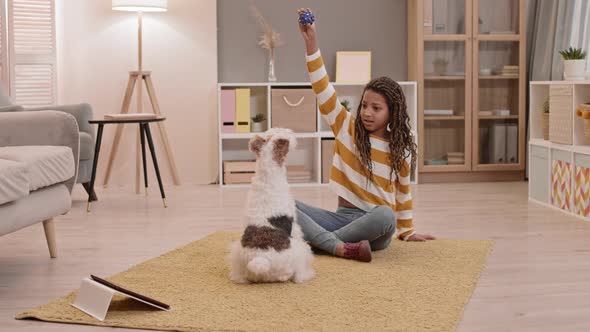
[250,4,284,54]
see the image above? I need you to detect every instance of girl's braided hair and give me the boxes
[353,77,417,184]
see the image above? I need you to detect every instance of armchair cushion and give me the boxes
[0,111,80,192]
[0,146,75,191]
[0,159,29,205]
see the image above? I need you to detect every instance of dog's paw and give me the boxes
[229,274,251,284]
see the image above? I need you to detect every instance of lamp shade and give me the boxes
[112,0,168,12]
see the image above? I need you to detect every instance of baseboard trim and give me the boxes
[418,171,525,184]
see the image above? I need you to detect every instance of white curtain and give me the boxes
[569,0,590,74]
[527,0,577,81]
[526,0,578,178]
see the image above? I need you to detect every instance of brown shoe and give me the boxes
[343,240,372,262]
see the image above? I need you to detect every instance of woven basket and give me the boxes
[549,85,573,144]
[578,104,590,140]
[541,112,550,140]
[584,119,590,140]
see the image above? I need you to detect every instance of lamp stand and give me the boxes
[102,12,180,191]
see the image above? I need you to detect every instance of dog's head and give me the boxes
[249,128,297,167]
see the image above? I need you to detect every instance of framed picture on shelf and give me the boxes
[336,51,371,83]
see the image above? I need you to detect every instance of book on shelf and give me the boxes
[489,123,507,164]
[424,109,454,116]
[287,165,312,183]
[500,65,519,76]
[506,123,518,163]
[479,110,512,117]
[446,152,464,164]
[492,109,511,116]
[235,88,251,133]
[446,152,464,158]
[104,113,157,120]
[425,159,448,165]
[220,89,236,133]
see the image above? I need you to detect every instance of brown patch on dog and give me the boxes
[241,225,291,251]
[268,215,293,236]
[249,135,266,155]
[272,139,290,165]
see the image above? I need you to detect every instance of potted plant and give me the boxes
[251,112,267,133]
[559,46,587,80]
[576,102,590,141]
[433,58,449,75]
[341,100,352,112]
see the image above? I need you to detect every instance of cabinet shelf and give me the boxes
[425,75,465,81]
[478,34,520,41]
[479,75,519,80]
[528,82,590,222]
[479,115,519,120]
[423,34,467,41]
[424,116,465,121]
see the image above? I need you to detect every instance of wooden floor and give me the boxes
[1,181,589,332]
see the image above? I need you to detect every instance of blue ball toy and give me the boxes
[299,11,315,25]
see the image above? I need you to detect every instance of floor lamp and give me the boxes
[106,0,181,193]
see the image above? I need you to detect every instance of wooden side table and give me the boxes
[87,117,167,212]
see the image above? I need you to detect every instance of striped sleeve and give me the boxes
[306,49,351,137]
[395,160,415,241]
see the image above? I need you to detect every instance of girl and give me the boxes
[295,8,436,263]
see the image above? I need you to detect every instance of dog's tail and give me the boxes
[247,256,271,275]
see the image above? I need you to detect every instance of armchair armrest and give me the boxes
[0,105,25,112]
[0,111,80,192]
[26,103,95,139]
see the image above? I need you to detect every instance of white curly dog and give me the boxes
[228,128,315,284]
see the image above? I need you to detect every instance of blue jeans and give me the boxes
[295,200,397,255]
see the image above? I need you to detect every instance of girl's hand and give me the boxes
[407,234,436,242]
[297,8,318,55]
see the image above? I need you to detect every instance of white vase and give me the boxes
[563,59,586,80]
[267,50,277,82]
[251,121,266,133]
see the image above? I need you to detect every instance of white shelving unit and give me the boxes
[218,82,418,187]
[528,81,590,221]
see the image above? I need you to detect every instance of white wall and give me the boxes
[56,0,218,186]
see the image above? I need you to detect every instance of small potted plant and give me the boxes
[576,102,590,140]
[541,97,550,140]
[341,100,352,112]
[559,46,587,80]
[251,112,267,133]
[433,58,449,75]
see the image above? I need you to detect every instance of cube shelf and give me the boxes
[217,82,418,187]
[529,81,590,222]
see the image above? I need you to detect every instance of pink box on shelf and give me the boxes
[221,89,236,133]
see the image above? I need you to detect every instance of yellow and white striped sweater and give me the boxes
[306,49,415,241]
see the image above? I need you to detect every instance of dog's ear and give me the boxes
[272,138,290,165]
[249,135,266,155]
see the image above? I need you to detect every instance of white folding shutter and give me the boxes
[0,0,8,87]
[8,0,56,107]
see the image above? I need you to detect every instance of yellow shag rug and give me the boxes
[17,231,493,331]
